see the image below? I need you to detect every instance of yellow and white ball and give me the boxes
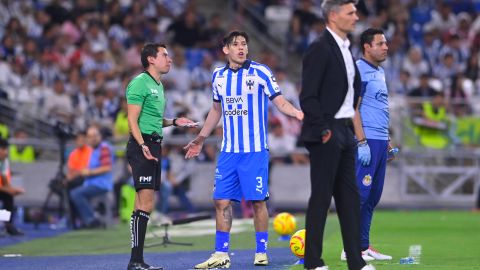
[289,229,306,258]
[273,212,297,236]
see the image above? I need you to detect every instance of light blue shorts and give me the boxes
[213,150,269,202]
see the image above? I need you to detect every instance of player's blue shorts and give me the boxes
[214,150,269,202]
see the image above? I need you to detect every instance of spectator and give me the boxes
[449,74,473,116]
[408,73,437,98]
[200,13,226,52]
[70,125,114,228]
[162,46,191,93]
[414,92,450,149]
[86,89,113,131]
[433,53,462,88]
[9,129,36,163]
[43,78,74,125]
[402,46,430,88]
[167,9,203,47]
[82,43,114,77]
[429,2,457,34]
[268,118,307,165]
[190,52,214,92]
[389,69,412,96]
[289,0,319,52]
[419,25,442,71]
[0,138,25,236]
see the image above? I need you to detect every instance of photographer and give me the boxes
[0,138,25,236]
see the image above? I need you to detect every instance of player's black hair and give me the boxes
[0,138,9,149]
[360,28,384,54]
[222,31,249,47]
[141,43,167,68]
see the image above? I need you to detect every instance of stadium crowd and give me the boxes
[0,0,479,151]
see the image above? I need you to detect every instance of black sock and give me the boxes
[129,210,150,263]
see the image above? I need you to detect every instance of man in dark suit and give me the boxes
[299,1,375,270]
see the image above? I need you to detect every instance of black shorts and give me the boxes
[126,133,162,191]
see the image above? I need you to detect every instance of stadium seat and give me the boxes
[91,193,114,228]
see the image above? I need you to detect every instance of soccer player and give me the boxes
[184,31,303,269]
[344,28,394,261]
[126,43,196,270]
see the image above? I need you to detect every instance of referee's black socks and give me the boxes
[130,210,150,263]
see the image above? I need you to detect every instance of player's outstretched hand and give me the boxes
[175,117,200,128]
[184,135,206,159]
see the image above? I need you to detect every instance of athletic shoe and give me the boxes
[340,249,374,261]
[361,264,376,270]
[254,252,269,266]
[195,252,231,269]
[127,262,163,270]
[364,246,393,260]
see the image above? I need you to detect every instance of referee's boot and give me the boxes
[127,262,163,270]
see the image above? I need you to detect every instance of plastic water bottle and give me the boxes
[388,147,399,160]
[399,257,415,264]
[409,245,422,264]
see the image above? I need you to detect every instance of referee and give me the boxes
[126,43,196,270]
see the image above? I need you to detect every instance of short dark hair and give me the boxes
[321,0,358,22]
[0,138,8,149]
[222,31,249,47]
[140,43,167,68]
[360,28,384,54]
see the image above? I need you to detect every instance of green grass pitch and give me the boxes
[2,211,479,269]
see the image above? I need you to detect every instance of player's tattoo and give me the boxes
[222,205,233,228]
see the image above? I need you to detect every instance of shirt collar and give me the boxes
[327,27,350,49]
[142,70,160,86]
[224,59,251,72]
[360,58,379,70]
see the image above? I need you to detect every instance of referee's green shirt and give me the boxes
[126,71,166,136]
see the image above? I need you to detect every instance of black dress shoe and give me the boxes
[127,262,163,270]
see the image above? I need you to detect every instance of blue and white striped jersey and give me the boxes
[212,60,281,153]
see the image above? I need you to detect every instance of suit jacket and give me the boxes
[300,29,361,143]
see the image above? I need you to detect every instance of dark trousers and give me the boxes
[0,190,14,223]
[304,120,366,270]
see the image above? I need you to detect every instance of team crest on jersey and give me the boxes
[150,88,159,97]
[362,174,372,186]
[246,79,255,90]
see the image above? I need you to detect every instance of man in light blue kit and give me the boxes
[342,28,395,262]
[184,31,303,269]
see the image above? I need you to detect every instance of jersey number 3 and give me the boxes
[256,176,263,193]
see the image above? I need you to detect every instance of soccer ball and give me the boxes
[290,229,306,258]
[273,212,296,235]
